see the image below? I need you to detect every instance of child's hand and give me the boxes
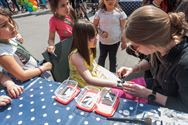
[16,33,24,44]
[47,45,55,53]
[0,95,12,106]
[100,31,108,38]
[121,41,127,50]
[40,62,52,72]
[6,84,24,98]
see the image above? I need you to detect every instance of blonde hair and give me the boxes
[125,5,188,47]
[98,0,121,10]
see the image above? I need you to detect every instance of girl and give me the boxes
[69,20,119,88]
[0,72,23,106]
[0,8,52,81]
[117,6,188,112]
[47,0,77,53]
[93,0,127,73]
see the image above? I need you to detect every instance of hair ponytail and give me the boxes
[169,12,188,38]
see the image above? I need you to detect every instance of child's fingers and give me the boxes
[17,86,24,95]
[13,88,21,98]
[0,96,11,106]
[1,95,11,101]
[18,86,24,91]
[9,89,17,98]
[0,101,7,106]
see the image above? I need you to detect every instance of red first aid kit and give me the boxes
[76,86,100,112]
[95,88,120,117]
[54,80,80,105]
[75,86,119,117]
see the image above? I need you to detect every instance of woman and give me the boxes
[117,5,188,112]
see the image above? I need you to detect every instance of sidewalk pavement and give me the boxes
[12,9,51,18]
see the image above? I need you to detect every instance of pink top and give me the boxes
[49,15,73,40]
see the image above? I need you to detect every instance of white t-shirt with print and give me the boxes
[0,38,38,70]
[94,8,127,45]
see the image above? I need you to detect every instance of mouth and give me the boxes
[108,3,114,6]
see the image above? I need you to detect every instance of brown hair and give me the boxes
[125,5,188,47]
[48,0,77,20]
[0,8,17,29]
[48,0,59,14]
[71,20,96,65]
[98,0,122,11]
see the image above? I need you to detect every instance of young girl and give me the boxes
[93,0,127,73]
[47,0,76,53]
[0,72,23,106]
[69,20,123,89]
[0,9,52,81]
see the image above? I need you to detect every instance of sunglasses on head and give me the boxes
[126,43,140,57]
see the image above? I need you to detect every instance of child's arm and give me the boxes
[0,56,52,81]
[93,16,108,38]
[0,73,13,106]
[47,32,55,53]
[70,53,118,88]
[120,19,127,50]
[0,72,24,98]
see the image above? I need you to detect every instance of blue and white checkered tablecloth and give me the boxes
[119,0,142,16]
[0,77,188,125]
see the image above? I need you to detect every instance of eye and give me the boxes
[0,22,7,28]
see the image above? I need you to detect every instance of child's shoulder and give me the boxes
[50,15,56,20]
[69,49,78,56]
[49,15,56,22]
[96,9,106,14]
[114,7,124,13]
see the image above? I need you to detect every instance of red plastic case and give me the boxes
[95,88,120,117]
[76,86,100,112]
[54,80,80,105]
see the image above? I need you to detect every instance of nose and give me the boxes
[8,22,15,31]
[65,3,69,11]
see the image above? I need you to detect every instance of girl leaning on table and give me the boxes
[117,5,188,112]
[69,20,127,96]
[0,9,52,82]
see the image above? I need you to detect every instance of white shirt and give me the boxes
[0,38,38,70]
[94,8,127,45]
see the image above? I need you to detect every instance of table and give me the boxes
[119,0,142,16]
[0,77,188,125]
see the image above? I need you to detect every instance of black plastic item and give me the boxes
[126,46,147,60]
[116,76,127,89]
[42,37,73,82]
[107,117,152,125]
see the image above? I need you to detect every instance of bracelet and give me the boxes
[38,67,43,74]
